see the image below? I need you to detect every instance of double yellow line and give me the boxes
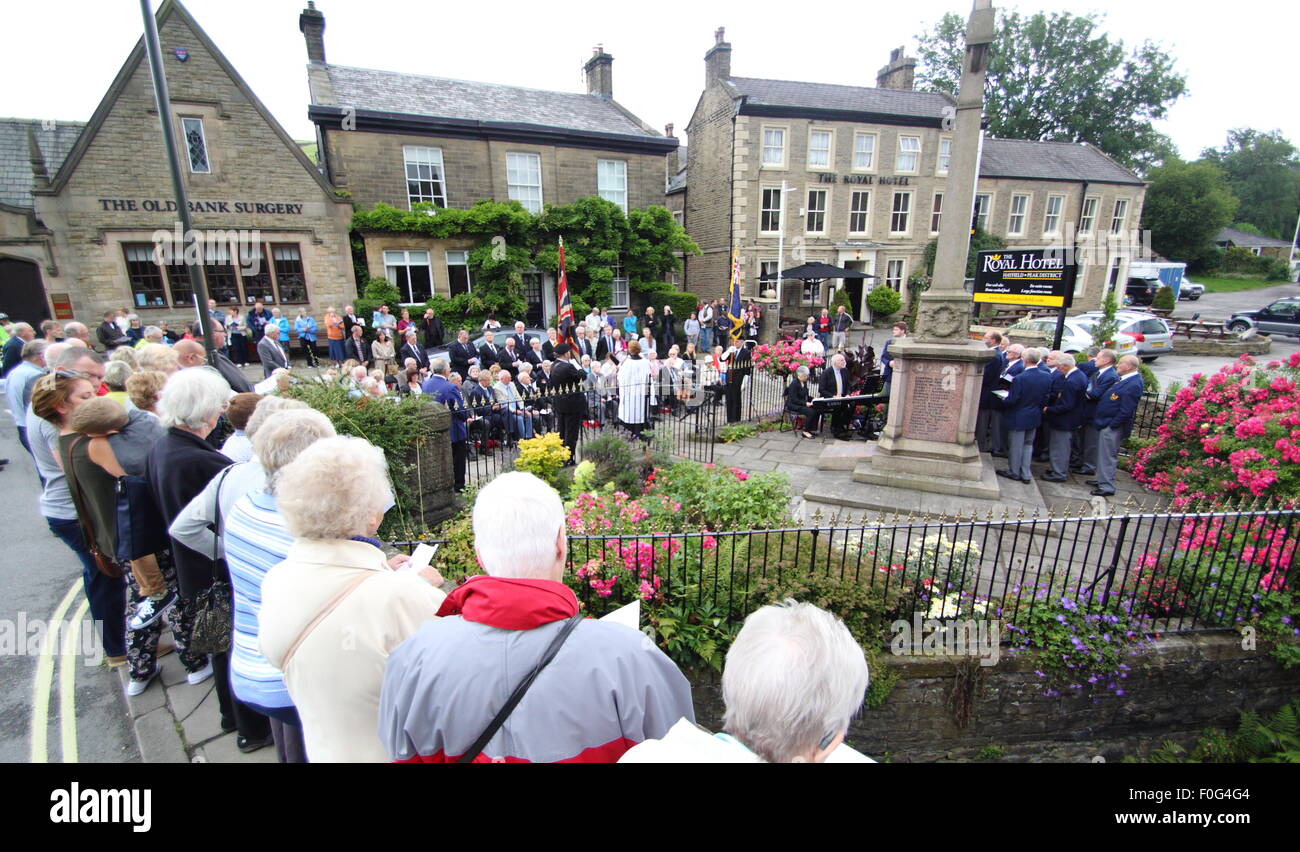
[30,579,88,763]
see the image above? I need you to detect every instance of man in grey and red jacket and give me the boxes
[379,471,694,763]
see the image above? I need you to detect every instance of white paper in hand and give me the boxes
[599,600,640,631]
[397,542,438,574]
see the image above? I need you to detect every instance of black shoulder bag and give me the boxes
[189,466,235,655]
[457,613,584,763]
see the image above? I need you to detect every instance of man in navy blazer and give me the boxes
[996,348,1054,482]
[976,331,1005,452]
[447,329,476,377]
[1076,349,1119,475]
[477,331,502,370]
[422,357,470,492]
[992,343,1025,456]
[1088,354,1144,497]
[1041,351,1089,481]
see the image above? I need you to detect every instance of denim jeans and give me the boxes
[47,517,127,659]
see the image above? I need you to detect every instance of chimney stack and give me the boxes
[665,124,678,182]
[300,2,327,64]
[876,46,916,90]
[584,46,614,98]
[705,27,731,88]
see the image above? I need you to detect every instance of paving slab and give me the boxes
[178,685,225,746]
[199,731,280,764]
[133,707,189,764]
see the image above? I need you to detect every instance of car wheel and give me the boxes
[1227,321,1251,334]
[1142,356,1158,363]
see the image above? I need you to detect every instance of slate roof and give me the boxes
[727,77,952,120]
[1215,226,1293,248]
[666,167,687,194]
[979,138,1142,185]
[0,118,84,208]
[319,64,661,139]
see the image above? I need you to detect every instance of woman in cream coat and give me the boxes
[259,436,445,762]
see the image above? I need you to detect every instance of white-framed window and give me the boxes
[760,186,783,234]
[383,250,433,304]
[974,193,992,231]
[181,117,210,174]
[807,129,833,169]
[1043,195,1065,236]
[1008,194,1030,236]
[761,126,786,167]
[890,191,912,235]
[403,146,447,209]
[1074,260,1088,298]
[506,152,543,214]
[885,258,906,292]
[597,159,627,212]
[445,250,474,297]
[1110,198,1129,234]
[1079,197,1099,234]
[849,190,871,234]
[930,192,944,235]
[937,137,952,175]
[895,135,921,173]
[806,189,828,234]
[610,261,629,309]
[853,132,877,170]
[672,210,684,227]
[758,259,779,294]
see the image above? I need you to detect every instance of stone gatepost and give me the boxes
[397,398,457,530]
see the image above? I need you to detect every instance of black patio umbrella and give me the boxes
[779,262,877,279]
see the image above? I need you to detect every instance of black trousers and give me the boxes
[451,440,467,491]
[724,380,743,423]
[212,650,270,741]
[557,411,582,460]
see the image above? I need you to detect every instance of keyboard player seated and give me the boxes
[814,352,855,440]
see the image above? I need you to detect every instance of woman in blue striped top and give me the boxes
[222,408,336,762]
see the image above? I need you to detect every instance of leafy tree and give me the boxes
[915,10,1186,172]
[923,227,1007,278]
[1092,286,1121,350]
[1200,129,1300,240]
[1139,158,1237,270]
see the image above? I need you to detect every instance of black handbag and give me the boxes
[114,475,168,563]
[189,467,235,655]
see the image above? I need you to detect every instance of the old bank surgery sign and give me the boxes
[972,248,1076,309]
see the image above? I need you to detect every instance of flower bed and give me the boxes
[752,339,824,379]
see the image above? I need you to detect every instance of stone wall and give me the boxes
[397,398,457,530]
[688,632,1300,762]
[1168,336,1271,357]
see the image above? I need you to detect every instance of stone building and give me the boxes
[300,3,677,327]
[676,31,1148,320]
[0,0,355,331]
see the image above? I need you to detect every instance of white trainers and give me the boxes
[186,661,214,686]
[126,667,159,697]
[128,590,177,631]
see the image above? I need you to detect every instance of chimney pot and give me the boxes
[704,28,732,87]
[876,46,916,91]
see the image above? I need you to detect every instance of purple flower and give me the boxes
[1056,614,1068,624]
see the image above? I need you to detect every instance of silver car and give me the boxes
[1004,316,1139,358]
[1076,311,1173,361]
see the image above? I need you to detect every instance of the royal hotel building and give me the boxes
[672,32,1149,320]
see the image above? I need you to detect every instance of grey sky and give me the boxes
[3,0,1295,165]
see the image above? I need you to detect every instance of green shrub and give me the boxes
[867,286,902,319]
[1140,700,1300,763]
[513,432,571,490]
[640,284,700,322]
[1152,285,1175,311]
[1138,362,1159,392]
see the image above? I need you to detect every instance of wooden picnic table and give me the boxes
[1173,320,1230,339]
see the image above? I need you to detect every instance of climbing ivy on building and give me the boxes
[350,197,699,331]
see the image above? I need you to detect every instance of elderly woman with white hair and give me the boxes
[620,600,872,763]
[135,342,178,374]
[259,436,446,762]
[145,368,274,751]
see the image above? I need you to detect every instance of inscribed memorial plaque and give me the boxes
[902,360,960,443]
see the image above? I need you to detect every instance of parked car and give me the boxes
[1075,311,1174,361]
[427,327,550,362]
[1004,316,1139,358]
[1227,298,1300,338]
[1124,277,1161,306]
[1178,279,1204,300]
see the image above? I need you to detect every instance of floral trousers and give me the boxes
[126,550,206,681]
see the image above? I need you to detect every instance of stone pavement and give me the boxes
[115,640,277,764]
[713,427,1158,523]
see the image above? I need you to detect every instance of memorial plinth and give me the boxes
[852,338,998,498]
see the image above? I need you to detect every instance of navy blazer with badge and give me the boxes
[1083,365,1119,416]
[447,341,475,376]
[998,367,1054,431]
[1044,368,1090,431]
[422,375,469,442]
[1092,373,1144,435]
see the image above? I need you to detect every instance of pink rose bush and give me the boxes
[752,340,823,379]
[1132,353,1300,506]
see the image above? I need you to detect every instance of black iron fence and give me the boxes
[464,376,717,487]
[1129,391,1171,445]
[559,503,1296,635]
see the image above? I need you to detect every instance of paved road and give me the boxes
[1176,280,1300,321]
[0,399,140,763]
